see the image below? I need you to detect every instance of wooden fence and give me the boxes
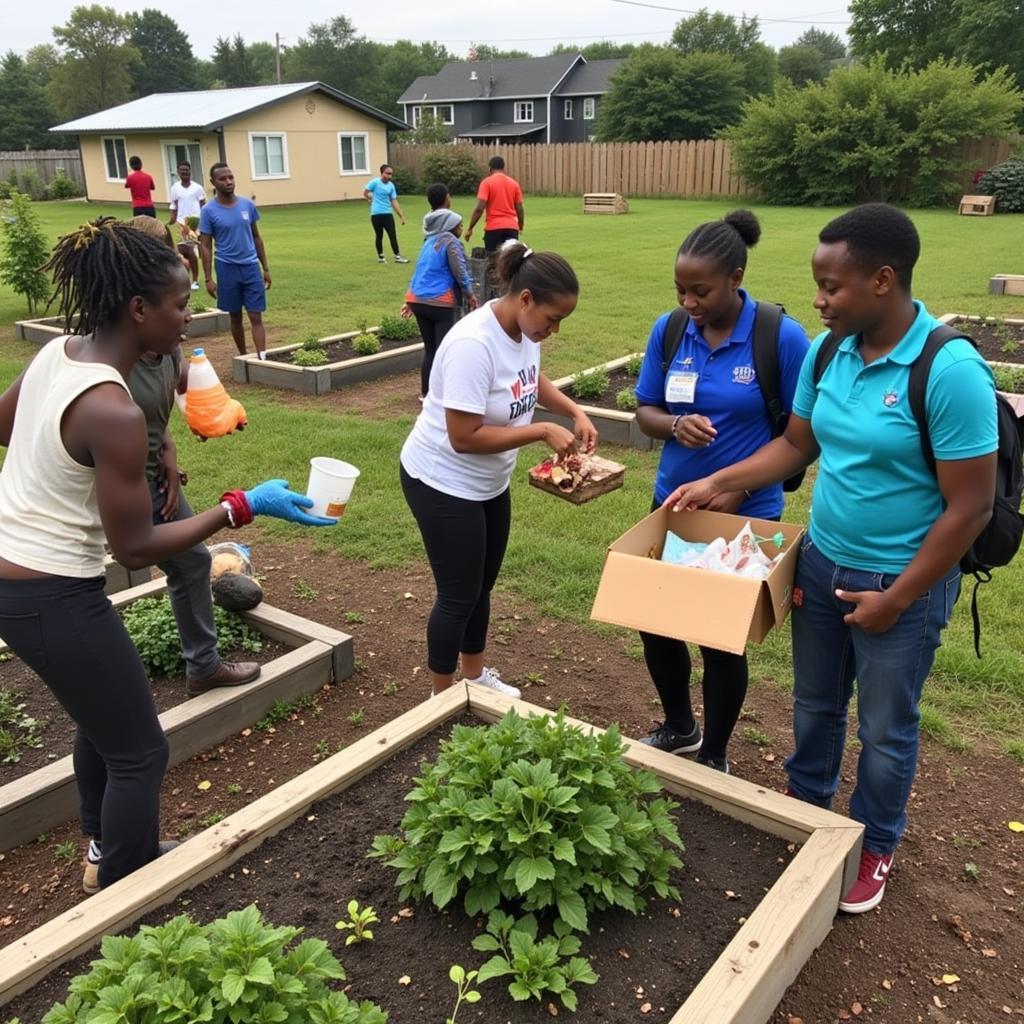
[0,150,84,189]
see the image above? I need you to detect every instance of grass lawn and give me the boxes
[1,196,1023,758]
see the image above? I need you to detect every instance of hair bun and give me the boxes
[723,209,761,248]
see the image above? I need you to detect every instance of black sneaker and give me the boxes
[696,754,729,774]
[638,721,702,755]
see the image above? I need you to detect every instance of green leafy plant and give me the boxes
[382,680,398,696]
[334,900,379,945]
[993,364,1024,394]
[421,145,483,195]
[0,688,44,764]
[472,911,598,1011]
[293,348,329,367]
[979,157,1024,213]
[344,610,365,624]
[352,332,381,357]
[40,905,387,1024]
[377,314,419,341]
[347,709,365,727]
[255,695,313,732]
[570,367,610,401]
[624,351,644,376]
[370,709,684,932]
[300,330,325,350]
[742,726,771,747]
[199,812,226,828]
[445,964,481,1023]
[55,840,77,863]
[615,387,638,411]
[46,170,81,200]
[226,783,242,795]
[0,192,50,314]
[121,597,261,677]
[294,578,319,601]
[964,861,981,881]
[189,300,210,314]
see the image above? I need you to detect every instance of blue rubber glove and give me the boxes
[244,479,337,527]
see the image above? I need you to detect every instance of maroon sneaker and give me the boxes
[839,849,894,913]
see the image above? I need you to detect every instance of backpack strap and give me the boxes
[812,331,842,385]
[751,302,785,435]
[660,307,690,375]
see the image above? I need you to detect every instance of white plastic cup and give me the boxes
[306,457,360,519]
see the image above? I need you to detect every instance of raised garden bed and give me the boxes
[0,575,353,853]
[534,354,655,450]
[940,314,1024,415]
[233,327,424,396]
[101,554,151,595]
[0,687,863,1024]
[14,309,231,346]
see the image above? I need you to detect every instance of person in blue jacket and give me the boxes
[402,183,478,398]
[664,203,997,913]
[634,210,810,773]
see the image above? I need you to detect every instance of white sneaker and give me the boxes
[463,667,521,699]
[190,281,200,290]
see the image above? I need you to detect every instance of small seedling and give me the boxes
[624,351,644,376]
[313,738,331,761]
[344,610,365,624]
[226,783,242,795]
[964,861,981,881]
[615,387,638,411]
[300,330,323,350]
[293,578,318,601]
[35,832,50,844]
[446,964,482,1023]
[1001,337,1020,355]
[551,646,564,659]
[255,695,313,731]
[742,726,771,747]
[334,899,378,944]
[738,706,760,722]
[383,680,398,696]
[523,671,544,687]
[55,840,77,863]
[347,708,365,727]
[200,812,225,828]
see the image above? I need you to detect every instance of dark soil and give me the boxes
[268,334,421,366]
[0,632,290,784]
[563,367,640,412]
[951,316,1024,365]
[6,715,793,1023]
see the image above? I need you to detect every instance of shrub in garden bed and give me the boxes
[569,366,611,402]
[994,364,1024,394]
[377,313,419,341]
[351,332,381,356]
[561,355,643,412]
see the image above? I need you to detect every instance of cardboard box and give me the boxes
[591,508,805,654]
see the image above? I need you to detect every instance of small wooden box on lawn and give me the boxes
[958,194,996,216]
[988,274,1024,296]
[583,192,629,215]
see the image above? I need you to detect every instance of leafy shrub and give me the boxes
[4,169,46,201]
[993,363,1024,393]
[615,387,638,411]
[299,330,325,350]
[293,348,328,366]
[46,170,81,200]
[570,367,611,400]
[421,145,482,195]
[352,332,381,356]
[389,164,419,195]
[188,300,210,313]
[0,192,50,314]
[979,157,1024,213]
[40,905,387,1024]
[370,709,684,932]
[624,352,644,376]
[122,596,261,676]
[377,313,419,340]
[728,56,1023,206]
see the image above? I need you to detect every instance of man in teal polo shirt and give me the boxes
[662,203,997,914]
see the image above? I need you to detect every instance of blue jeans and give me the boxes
[786,537,960,856]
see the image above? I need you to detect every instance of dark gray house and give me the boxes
[398,54,624,144]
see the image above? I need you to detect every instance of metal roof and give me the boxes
[554,59,625,95]
[399,54,580,104]
[456,123,546,139]
[51,82,408,134]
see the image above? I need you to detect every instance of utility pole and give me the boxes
[275,33,282,84]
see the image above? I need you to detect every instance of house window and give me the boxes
[564,99,574,120]
[102,136,128,180]
[437,105,454,125]
[514,101,534,123]
[338,132,369,175]
[249,132,288,179]
[410,105,422,127]
[583,98,596,120]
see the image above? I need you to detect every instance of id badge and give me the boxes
[665,371,698,404]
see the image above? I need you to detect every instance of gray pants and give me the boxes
[149,479,220,679]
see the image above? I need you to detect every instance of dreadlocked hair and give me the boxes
[43,217,185,336]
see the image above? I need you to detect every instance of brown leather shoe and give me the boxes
[186,660,261,696]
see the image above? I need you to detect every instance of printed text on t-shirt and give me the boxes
[509,364,538,420]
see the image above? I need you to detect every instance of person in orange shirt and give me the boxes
[465,155,524,253]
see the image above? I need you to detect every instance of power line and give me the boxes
[609,0,850,25]
[363,30,675,44]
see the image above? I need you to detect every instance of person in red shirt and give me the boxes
[465,155,524,253]
[125,156,157,217]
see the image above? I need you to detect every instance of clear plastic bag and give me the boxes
[208,541,253,579]
[661,522,781,580]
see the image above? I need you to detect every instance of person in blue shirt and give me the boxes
[363,164,408,266]
[664,204,997,914]
[198,163,271,359]
[634,210,810,773]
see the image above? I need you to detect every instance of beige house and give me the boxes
[52,82,409,207]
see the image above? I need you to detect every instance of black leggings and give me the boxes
[400,464,511,674]
[0,575,168,887]
[408,302,457,397]
[371,213,400,256]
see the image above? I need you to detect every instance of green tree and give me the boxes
[376,40,451,114]
[210,34,259,88]
[129,10,196,95]
[48,5,139,120]
[0,192,51,315]
[795,27,847,62]
[0,52,61,149]
[727,55,1023,206]
[549,42,637,60]
[24,43,61,86]
[955,0,1024,79]
[848,0,957,66]
[596,46,745,142]
[394,110,451,144]
[247,41,279,85]
[778,44,827,86]
[671,9,776,95]
[469,44,532,61]
[283,17,382,99]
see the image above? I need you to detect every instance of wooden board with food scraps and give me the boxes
[528,453,626,504]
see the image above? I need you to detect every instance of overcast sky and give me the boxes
[10,1,852,60]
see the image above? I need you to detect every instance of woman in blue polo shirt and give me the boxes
[663,204,997,914]
[634,210,810,773]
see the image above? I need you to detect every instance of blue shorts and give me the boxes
[215,260,266,313]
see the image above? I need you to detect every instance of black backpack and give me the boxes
[813,323,1024,656]
[660,301,805,491]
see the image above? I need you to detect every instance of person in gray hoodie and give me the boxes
[402,183,478,398]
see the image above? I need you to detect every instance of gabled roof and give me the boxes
[456,123,546,139]
[51,81,408,134]
[399,54,581,104]
[554,59,625,96]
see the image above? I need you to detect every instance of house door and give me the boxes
[163,142,203,191]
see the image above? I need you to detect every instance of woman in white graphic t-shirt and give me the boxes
[400,241,598,698]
